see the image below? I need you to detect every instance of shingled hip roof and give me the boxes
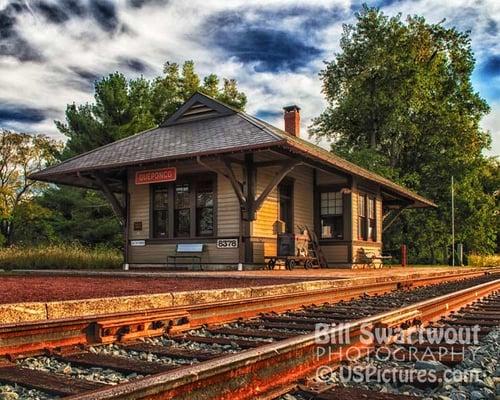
[30,92,436,208]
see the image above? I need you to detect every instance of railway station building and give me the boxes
[31,92,435,269]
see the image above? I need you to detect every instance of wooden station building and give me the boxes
[31,92,435,269]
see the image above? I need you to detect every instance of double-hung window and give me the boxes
[151,176,215,238]
[320,191,343,239]
[152,184,169,238]
[358,194,367,240]
[174,183,191,237]
[196,181,214,236]
[368,197,376,241]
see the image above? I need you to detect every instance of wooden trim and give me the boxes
[319,240,382,248]
[278,177,295,234]
[317,185,346,241]
[254,160,300,214]
[254,160,293,168]
[124,177,130,265]
[222,158,246,205]
[353,240,383,247]
[313,169,320,239]
[145,235,238,245]
[92,173,125,225]
[149,173,217,240]
[316,183,350,192]
[244,154,255,262]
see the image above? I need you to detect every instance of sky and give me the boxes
[0,0,499,156]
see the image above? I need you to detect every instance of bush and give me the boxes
[0,244,122,270]
[468,254,500,268]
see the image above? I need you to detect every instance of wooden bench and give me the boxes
[167,244,205,270]
[357,251,392,269]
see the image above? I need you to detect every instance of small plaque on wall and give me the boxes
[133,221,142,231]
[216,238,239,249]
[130,240,146,247]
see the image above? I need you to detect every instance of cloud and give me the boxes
[481,102,500,156]
[0,0,498,156]
[0,104,47,124]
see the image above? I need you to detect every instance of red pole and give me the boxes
[401,244,407,267]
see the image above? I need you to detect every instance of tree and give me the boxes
[311,6,497,259]
[57,60,247,158]
[0,131,61,246]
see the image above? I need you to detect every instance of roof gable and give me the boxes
[162,92,236,126]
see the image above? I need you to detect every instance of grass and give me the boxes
[0,244,122,270]
[468,254,500,268]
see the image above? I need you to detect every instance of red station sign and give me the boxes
[135,167,177,185]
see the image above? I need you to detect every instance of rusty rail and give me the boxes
[0,270,491,357]
[64,278,500,400]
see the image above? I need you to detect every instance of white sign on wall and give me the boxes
[216,238,239,249]
[130,240,146,247]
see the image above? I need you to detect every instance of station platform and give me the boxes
[0,266,495,325]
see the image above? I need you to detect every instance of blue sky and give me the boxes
[0,0,498,156]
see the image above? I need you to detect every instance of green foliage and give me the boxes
[312,6,498,260]
[36,186,123,248]
[0,243,122,269]
[468,254,500,268]
[57,60,247,159]
[0,130,61,246]
[11,202,57,245]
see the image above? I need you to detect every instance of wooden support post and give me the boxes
[221,158,246,206]
[92,173,125,226]
[123,177,130,270]
[243,154,255,263]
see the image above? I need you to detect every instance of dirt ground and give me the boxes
[0,275,313,304]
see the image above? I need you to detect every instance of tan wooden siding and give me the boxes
[128,173,149,240]
[291,165,314,230]
[317,170,349,185]
[321,244,349,264]
[251,165,315,236]
[129,243,239,264]
[352,191,359,241]
[376,196,383,242]
[252,167,279,238]
[217,171,241,237]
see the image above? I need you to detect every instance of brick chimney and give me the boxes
[283,105,300,137]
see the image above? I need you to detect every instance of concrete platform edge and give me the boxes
[0,268,494,324]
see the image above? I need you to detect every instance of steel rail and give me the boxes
[64,278,500,400]
[0,270,492,357]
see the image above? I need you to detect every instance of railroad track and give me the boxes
[0,273,498,399]
[291,291,500,400]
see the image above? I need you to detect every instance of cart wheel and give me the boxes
[304,259,313,270]
[286,259,296,270]
[267,259,276,270]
